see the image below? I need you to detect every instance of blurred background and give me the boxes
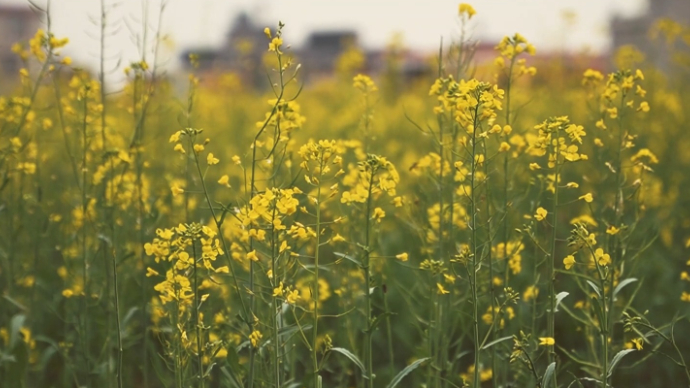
[3,0,686,89]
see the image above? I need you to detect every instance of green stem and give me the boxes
[548,154,560,388]
[192,242,204,388]
[364,167,377,388]
[470,105,481,388]
[313,157,324,388]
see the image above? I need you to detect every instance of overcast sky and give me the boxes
[1,0,646,77]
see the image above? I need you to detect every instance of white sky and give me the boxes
[1,0,646,77]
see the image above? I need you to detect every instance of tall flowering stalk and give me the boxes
[300,139,344,387]
[341,151,399,388]
[492,33,536,385]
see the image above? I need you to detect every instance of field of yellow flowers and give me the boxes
[2,3,690,388]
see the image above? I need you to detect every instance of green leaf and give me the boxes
[608,349,636,378]
[555,291,569,312]
[613,278,637,299]
[481,335,512,350]
[334,252,362,267]
[9,314,26,349]
[2,295,27,311]
[542,362,556,388]
[203,362,216,378]
[586,281,601,298]
[386,357,430,388]
[122,306,140,329]
[330,347,366,376]
[278,324,312,337]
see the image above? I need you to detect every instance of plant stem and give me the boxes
[470,105,481,388]
[364,167,376,388]
[312,157,324,388]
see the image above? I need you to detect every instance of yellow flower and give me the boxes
[215,266,229,274]
[146,267,159,277]
[171,184,184,196]
[268,37,283,53]
[594,248,611,266]
[173,143,185,154]
[392,196,404,207]
[263,27,271,38]
[579,193,593,203]
[247,250,259,262]
[353,74,378,93]
[606,225,620,235]
[529,163,541,171]
[273,281,284,297]
[634,69,644,80]
[565,182,579,189]
[498,142,511,152]
[539,337,555,346]
[631,338,643,350]
[458,3,477,19]
[437,283,450,295]
[207,153,219,165]
[523,285,539,302]
[563,255,575,270]
[637,101,650,113]
[62,289,74,298]
[194,144,205,153]
[286,289,300,304]
[249,330,263,347]
[396,252,409,262]
[607,107,618,119]
[534,207,548,221]
[218,175,230,186]
[372,207,386,223]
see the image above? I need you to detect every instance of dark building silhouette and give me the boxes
[180,13,432,88]
[298,30,358,79]
[181,12,266,87]
[611,0,690,70]
[0,5,41,77]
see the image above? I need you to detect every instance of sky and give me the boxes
[0,0,646,79]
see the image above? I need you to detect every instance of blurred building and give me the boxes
[181,13,432,88]
[298,30,358,79]
[180,12,266,87]
[611,0,690,70]
[0,5,41,76]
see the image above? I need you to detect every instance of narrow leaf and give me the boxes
[330,347,366,375]
[481,336,512,350]
[9,314,26,349]
[586,281,601,298]
[613,278,637,299]
[386,357,431,388]
[608,349,636,377]
[334,252,362,267]
[555,292,569,312]
[542,362,556,388]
